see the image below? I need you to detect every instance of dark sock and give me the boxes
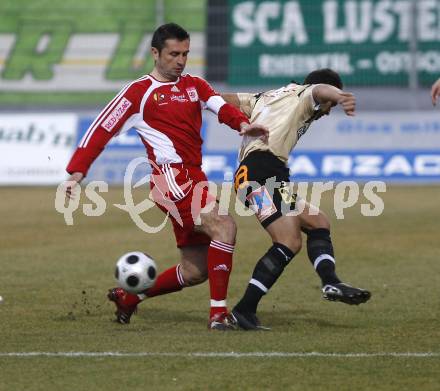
[306,228,341,286]
[235,243,295,314]
[235,284,264,315]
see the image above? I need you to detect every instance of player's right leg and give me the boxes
[194,203,239,330]
[153,165,238,330]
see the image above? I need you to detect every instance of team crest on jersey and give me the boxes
[153,92,168,106]
[154,93,166,102]
[186,87,199,102]
[102,97,132,132]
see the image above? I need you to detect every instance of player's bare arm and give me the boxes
[221,93,241,109]
[239,122,269,143]
[431,78,440,106]
[218,94,269,141]
[313,84,356,116]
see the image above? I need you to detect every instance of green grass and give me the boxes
[0,186,439,390]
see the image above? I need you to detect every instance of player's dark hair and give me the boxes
[151,23,190,53]
[303,68,343,89]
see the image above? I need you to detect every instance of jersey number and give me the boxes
[234,165,248,192]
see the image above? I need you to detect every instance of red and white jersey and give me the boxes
[67,73,249,175]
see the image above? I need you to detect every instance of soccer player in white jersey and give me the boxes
[222,69,371,330]
[63,23,268,330]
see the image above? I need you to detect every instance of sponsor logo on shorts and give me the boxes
[186,87,199,102]
[277,185,297,205]
[246,186,277,222]
[102,97,132,132]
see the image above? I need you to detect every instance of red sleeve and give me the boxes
[193,76,219,102]
[218,103,249,131]
[66,84,141,176]
[193,76,249,131]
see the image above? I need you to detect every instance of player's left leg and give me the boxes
[108,244,210,325]
[297,199,371,305]
[140,244,209,298]
[232,151,300,330]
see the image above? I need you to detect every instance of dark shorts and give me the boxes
[234,151,297,228]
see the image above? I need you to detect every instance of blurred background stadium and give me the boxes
[1,0,440,185]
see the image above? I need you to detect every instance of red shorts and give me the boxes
[149,164,215,248]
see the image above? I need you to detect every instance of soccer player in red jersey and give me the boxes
[63,23,268,330]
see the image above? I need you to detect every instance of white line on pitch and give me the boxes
[0,352,439,358]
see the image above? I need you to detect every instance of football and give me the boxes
[115,251,157,294]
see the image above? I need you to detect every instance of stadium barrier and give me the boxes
[1,111,439,185]
[64,111,440,184]
[0,114,77,185]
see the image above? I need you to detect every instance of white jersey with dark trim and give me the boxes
[237,83,321,163]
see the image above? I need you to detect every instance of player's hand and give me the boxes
[431,78,440,106]
[63,172,84,199]
[338,92,356,116]
[239,122,269,143]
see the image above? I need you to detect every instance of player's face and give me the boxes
[152,39,190,81]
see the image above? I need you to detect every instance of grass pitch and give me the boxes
[0,185,439,390]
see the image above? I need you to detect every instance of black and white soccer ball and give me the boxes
[115,251,157,294]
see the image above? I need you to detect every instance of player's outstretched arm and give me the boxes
[431,78,440,106]
[220,93,241,109]
[239,122,269,143]
[312,84,356,116]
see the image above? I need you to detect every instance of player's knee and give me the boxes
[308,211,330,230]
[209,214,237,242]
[288,237,302,254]
[223,215,237,237]
[181,266,207,286]
[318,211,331,230]
[274,237,301,254]
[269,231,301,254]
[185,270,208,286]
